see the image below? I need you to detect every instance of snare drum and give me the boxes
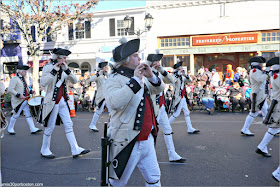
[28,96,44,119]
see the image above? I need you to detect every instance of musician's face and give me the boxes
[123,52,141,70]
[19,70,27,77]
[152,61,160,68]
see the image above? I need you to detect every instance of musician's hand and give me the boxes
[32,90,36,94]
[19,95,26,99]
[142,63,153,78]
[134,65,144,80]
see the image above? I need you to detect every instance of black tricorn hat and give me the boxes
[147,53,163,62]
[98,61,108,69]
[53,48,71,56]
[17,65,30,70]
[113,38,140,62]
[266,57,279,67]
[173,60,183,69]
[248,56,266,64]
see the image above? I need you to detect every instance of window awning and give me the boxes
[27,60,49,67]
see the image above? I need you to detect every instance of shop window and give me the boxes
[160,37,189,48]
[239,53,252,70]
[262,52,276,61]
[194,56,204,75]
[261,31,280,42]
[177,55,190,70]
[161,56,174,67]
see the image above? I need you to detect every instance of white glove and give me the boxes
[158,66,165,74]
[62,64,69,71]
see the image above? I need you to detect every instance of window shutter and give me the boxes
[109,18,115,37]
[31,25,36,42]
[128,17,134,36]
[46,27,51,42]
[85,20,91,38]
[68,23,74,40]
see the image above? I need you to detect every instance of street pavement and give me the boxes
[1,110,279,186]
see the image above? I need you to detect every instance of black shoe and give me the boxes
[8,132,16,135]
[73,149,91,158]
[170,157,186,163]
[90,128,99,132]
[31,129,43,134]
[272,174,280,182]
[255,148,272,157]
[241,131,255,136]
[188,130,200,134]
[41,154,55,159]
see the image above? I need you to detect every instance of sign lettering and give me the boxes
[192,33,258,46]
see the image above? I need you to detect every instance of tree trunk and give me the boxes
[32,54,40,95]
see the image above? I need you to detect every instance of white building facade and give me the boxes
[20,0,279,76]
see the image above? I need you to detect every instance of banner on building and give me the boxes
[192,33,258,46]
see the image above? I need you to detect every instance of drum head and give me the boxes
[28,96,43,106]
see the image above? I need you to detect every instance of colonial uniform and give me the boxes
[241,57,269,136]
[106,38,164,186]
[147,52,186,162]
[40,48,90,159]
[169,60,200,134]
[7,65,42,135]
[255,57,280,158]
[89,61,108,132]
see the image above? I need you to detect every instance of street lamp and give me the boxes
[124,13,154,37]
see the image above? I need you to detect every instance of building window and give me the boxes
[109,17,134,37]
[162,56,174,67]
[68,20,91,40]
[262,31,280,42]
[160,37,189,48]
[117,20,126,36]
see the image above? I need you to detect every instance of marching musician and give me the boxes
[88,60,109,132]
[240,56,270,136]
[146,50,186,163]
[168,59,200,134]
[256,56,280,182]
[104,37,164,186]
[7,65,42,135]
[40,48,90,159]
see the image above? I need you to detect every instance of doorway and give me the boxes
[207,59,235,82]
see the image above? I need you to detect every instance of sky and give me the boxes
[1,0,146,12]
[92,0,146,11]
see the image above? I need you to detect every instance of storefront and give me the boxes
[159,30,279,76]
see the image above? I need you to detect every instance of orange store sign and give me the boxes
[192,33,258,46]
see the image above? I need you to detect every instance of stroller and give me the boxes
[215,86,230,112]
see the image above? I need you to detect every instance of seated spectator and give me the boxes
[227,82,246,113]
[187,70,196,85]
[215,86,230,112]
[233,67,242,83]
[210,69,221,88]
[224,64,234,86]
[196,68,208,87]
[200,84,215,114]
